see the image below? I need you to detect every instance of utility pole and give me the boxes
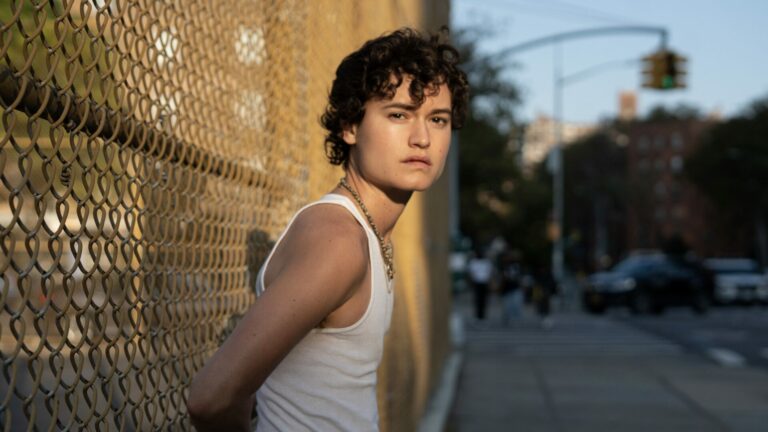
[552,42,564,285]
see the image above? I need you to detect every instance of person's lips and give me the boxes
[402,156,432,167]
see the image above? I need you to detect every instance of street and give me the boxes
[619,306,768,371]
[447,292,768,432]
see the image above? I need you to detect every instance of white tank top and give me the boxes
[254,193,394,432]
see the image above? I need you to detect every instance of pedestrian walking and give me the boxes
[467,251,494,321]
[187,28,469,431]
[533,266,556,328]
[499,251,524,325]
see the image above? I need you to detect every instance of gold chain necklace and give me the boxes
[338,177,395,282]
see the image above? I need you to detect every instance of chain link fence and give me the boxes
[1,1,452,430]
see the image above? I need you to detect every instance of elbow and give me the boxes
[187,382,214,424]
[187,375,252,430]
[187,375,226,426]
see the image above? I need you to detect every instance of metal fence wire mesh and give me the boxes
[0,0,451,430]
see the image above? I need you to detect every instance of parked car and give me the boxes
[582,252,710,315]
[703,258,768,305]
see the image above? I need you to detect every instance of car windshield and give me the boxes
[706,259,760,274]
[612,255,663,273]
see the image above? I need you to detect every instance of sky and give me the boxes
[451,0,768,125]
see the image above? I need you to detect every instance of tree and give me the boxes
[454,30,520,242]
[505,165,553,269]
[685,96,768,265]
[562,131,628,272]
[644,103,702,122]
[453,30,551,266]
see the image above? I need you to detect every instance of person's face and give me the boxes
[343,77,453,193]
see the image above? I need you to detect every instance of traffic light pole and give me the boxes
[494,25,669,291]
[494,26,669,60]
[552,43,564,289]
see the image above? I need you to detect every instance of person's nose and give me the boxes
[409,119,430,149]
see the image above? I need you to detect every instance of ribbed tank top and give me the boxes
[254,193,394,432]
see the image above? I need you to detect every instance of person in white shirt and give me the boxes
[187,28,469,431]
[467,251,494,320]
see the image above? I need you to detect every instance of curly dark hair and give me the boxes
[321,27,469,166]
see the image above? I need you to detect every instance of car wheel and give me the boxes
[692,291,710,315]
[630,290,653,315]
[585,303,606,314]
[651,303,665,315]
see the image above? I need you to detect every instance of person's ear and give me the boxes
[342,124,357,145]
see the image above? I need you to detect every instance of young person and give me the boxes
[187,28,469,431]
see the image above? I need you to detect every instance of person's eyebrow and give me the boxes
[382,102,418,111]
[381,103,452,117]
[429,108,452,116]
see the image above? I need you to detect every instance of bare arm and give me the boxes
[187,207,368,430]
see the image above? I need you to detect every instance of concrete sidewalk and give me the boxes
[443,292,768,432]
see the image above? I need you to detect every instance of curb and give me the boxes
[417,350,463,432]
[418,311,465,432]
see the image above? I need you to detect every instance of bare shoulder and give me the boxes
[265,202,369,295]
[293,203,367,242]
[292,203,368,260]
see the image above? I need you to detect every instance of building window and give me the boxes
[671,132,683,150]
[654,159,665,171]
[654,136,665,149]
[669,182,682,201]
[637,136,650,152]
[670,156,683,173]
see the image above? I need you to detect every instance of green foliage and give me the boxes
[454,30,518,238]
[564,132,627,206]
[454,29,551,266]
[454,29,520,130]
[1,2,133,219]
[506,170,553,268]
[1,1,119,107]
[644,103,702,122]
[685,95,768,219]
[562,131,627,271]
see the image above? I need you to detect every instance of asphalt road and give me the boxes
[458,288,768,371]
[613,306,768,371]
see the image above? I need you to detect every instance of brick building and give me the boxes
[624,119,738,257]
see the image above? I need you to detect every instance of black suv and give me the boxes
[582,252,710,315]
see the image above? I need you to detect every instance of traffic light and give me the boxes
[642,50,687,90]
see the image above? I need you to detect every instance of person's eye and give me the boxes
[389,112,407,120]
[431,116,450,126]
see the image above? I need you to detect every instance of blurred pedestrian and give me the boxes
[499,251,524,325]
[533,266,556,329]
[467,250,494,320]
